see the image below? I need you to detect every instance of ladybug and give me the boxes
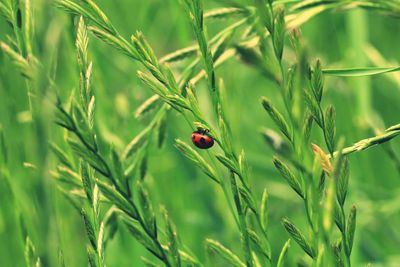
[191,129,214,149]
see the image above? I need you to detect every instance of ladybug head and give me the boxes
[195,127,209,135]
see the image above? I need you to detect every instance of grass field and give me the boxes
[1,0,400,266]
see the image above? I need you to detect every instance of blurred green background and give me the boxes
[1,0,400,266]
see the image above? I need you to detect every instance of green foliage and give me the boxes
[261,97,292,142]
[346,205,357,255]
[1,0,400,266]
[175,139,219,183]
[205,239,246,267]
[282,218,315,258]
[273,157,304,198]
[277,239,290,267]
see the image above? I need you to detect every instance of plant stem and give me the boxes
[230,172,253,267]
[331,125,400,158]
[339,205,351,267]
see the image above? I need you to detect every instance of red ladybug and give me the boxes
[191,129,214,149]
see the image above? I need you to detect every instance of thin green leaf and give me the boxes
[273,7,285,61]
[260,189,269,231]
[122,127,151,159]
[336,158,349,207]
[206,239,246,267]
[49,143,73,168]
[311,59,323,102]
[346,205,357,255]
[121,215,162,258]
[277,239,291,267]
[247,229,272,260]
[80,161,93,204]
[87,245,98,267]
[273,157,304,198]
[261,97,293,142]
[325,105,336,155]
[334,201,345,233]
[134,95,161,119]
[138,184,157,238]
[68,138,109,177]
[282,218,315,258]
[96,180,138,219]
[216,154,241,176]
[162,208,181,267]
[322,66,400,77]
[81,209,96,249]
[175,139,220,183]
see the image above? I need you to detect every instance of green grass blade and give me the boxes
[322,66,400,77]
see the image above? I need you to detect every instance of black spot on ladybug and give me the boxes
[200,137,206,143]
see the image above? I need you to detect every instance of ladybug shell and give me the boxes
[191,131,214,149]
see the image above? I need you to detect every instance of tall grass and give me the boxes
[1,0,400,266]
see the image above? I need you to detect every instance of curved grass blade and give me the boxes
[322,66,400,77]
